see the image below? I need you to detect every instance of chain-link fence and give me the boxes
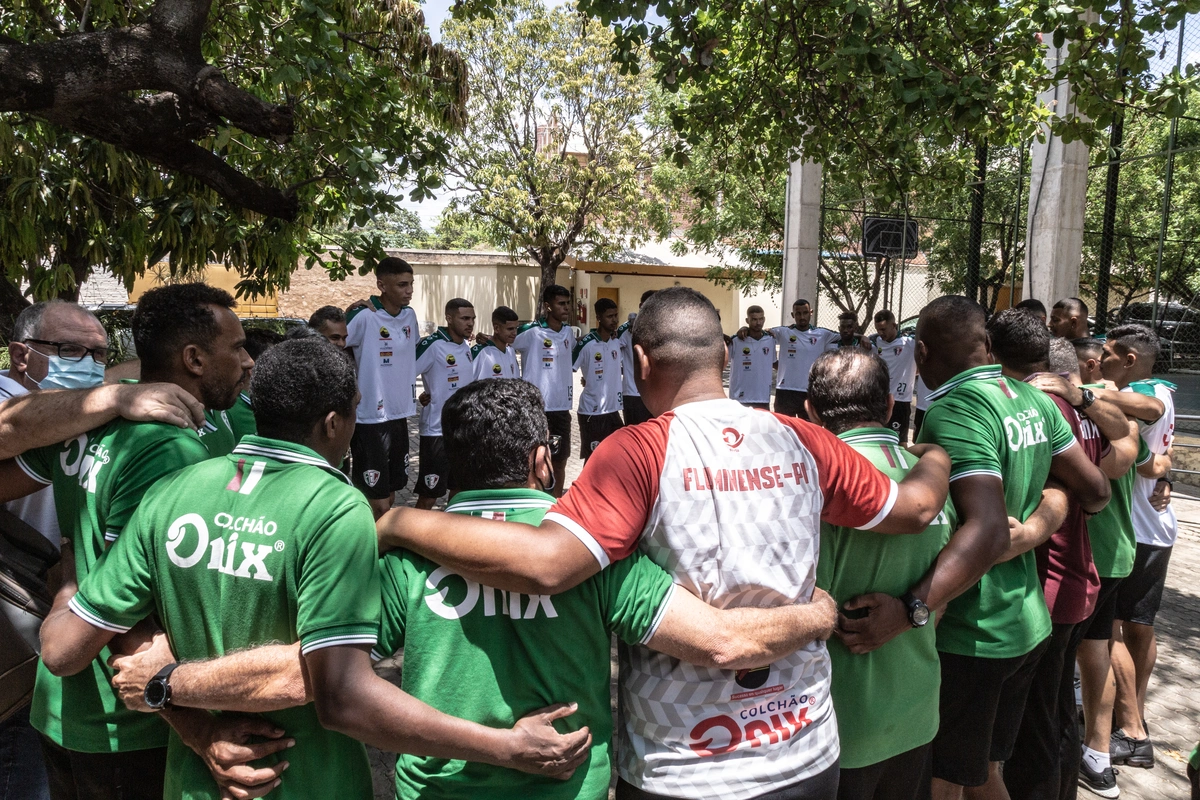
[811,17,1200,435]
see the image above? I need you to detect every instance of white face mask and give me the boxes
[30,353,106,390]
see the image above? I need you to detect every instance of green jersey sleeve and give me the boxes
[373,552,411,660]
[596,552,675,647]
[104,431,209,543]
[916,394,1003,481]
[296,497,381,654]
[71,510,156,633]
[15,443,57,485]
[1136,436,1151,466]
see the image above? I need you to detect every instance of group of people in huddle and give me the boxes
[0,254,1192,800]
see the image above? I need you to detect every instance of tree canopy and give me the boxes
[0,0,467,315]
[439,0,672,296]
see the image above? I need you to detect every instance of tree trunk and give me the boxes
[0,277,31,344]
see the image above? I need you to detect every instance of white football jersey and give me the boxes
[573,331,623,415]
[471,341,519,381]
[770,326,836,392]
[414,331,474,437]
[728,335,776,404]
[1127,382,1177,547]
[345,299,419,423]
[513,320,576,412]
[617,320,640,398]
[871,334,917,402]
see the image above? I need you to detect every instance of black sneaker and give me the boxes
[1079,761,1120,798]
[1111,729,1155,768]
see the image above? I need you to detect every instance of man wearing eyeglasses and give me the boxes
[0,286,259,800]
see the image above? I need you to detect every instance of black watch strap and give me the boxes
[898,592,930,628]
[144,662,179,710]
[1076,387,1096,412]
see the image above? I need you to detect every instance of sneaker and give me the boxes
[1079,761,1120,798]
[1111,729,1155,768]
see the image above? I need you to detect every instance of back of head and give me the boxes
[632,287,726,374]
[918,295,986,345]
[244,327,285,360]
[1015,298,1048,319]
[442,379,547,490]
[988,308,1050,374]
[640,289,656,306]
[1072,337,1103,362]
[1107,323,1160,364]
[283,325,327,343]
[807,350,891,434]
[133,283,236,374]
[375,256,413,278]
[1048,337,1079,375]
[492,305,518,326]
[251,338,358,444]
[308,305,345,329]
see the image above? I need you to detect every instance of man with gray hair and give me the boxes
[0,299,206,800]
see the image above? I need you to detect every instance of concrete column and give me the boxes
[780,158,823,325]
[1023,39,1090,305]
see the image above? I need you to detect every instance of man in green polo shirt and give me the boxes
[0,283,253,800]
[375,377,844,800]
[38,339,615,800]
[837,297,1110,800]
[806,349,957,800]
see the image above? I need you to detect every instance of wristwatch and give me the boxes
[1075,387,1097,413]
[898,593,931,628]
[144,663,179,710]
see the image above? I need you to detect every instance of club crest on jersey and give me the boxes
[810,337,818,344]
[721,427,744,449]
[402,325,412,339]
[379,326,390,339]
[425,474,439,489]
[446,354,457,365]
[894,347,902,355]
[492,364,503,374]
[364,469,381,487]
[762,346,769,355]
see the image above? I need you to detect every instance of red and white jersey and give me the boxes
[728,335,777,404]
[546,398,896,798]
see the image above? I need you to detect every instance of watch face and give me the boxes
[145,681,167,708]
[912,605,931,626]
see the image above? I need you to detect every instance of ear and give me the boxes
[7,342,29,374]
[182,343,206,378]
[804,399,822,426]
[634,343,651,382]
[915,340,928,368]
[323,410,340,441]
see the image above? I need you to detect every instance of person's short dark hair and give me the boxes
[838,311,858,322]
[442,379,548,490]
[133,283,237,374]
[988,308,1050,374]
[1053,297,1089,319]
[633,288,725,374]
[283,324,327,342]
[445,298,473,314]
[747,305,765,316]
[243,327,284,360]
[1072,337,1103,362]
[793,299,811,308]
[251,338,357,444]
[595,298,618,316]
[640,290,656,306]
[376,257,413,278]
[1048,337,1078,375]
[808,350,891,435]
[1107,324,1160,363]
[492,306,519,326]
[874,309,896,324]
[308,305,345,330]
[542,284,570,305]
[1014,298,1048,318]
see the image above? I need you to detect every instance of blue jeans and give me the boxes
[0,705,50,800]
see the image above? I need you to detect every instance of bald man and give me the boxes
[1048,298,1090,340]
[379,287,953,800]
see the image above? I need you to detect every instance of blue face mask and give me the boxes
[31,354,106,390]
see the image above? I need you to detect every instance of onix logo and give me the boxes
[165,514,275,581]
[722,427,744,449]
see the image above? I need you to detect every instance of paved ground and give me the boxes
[366,414,1200,800]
